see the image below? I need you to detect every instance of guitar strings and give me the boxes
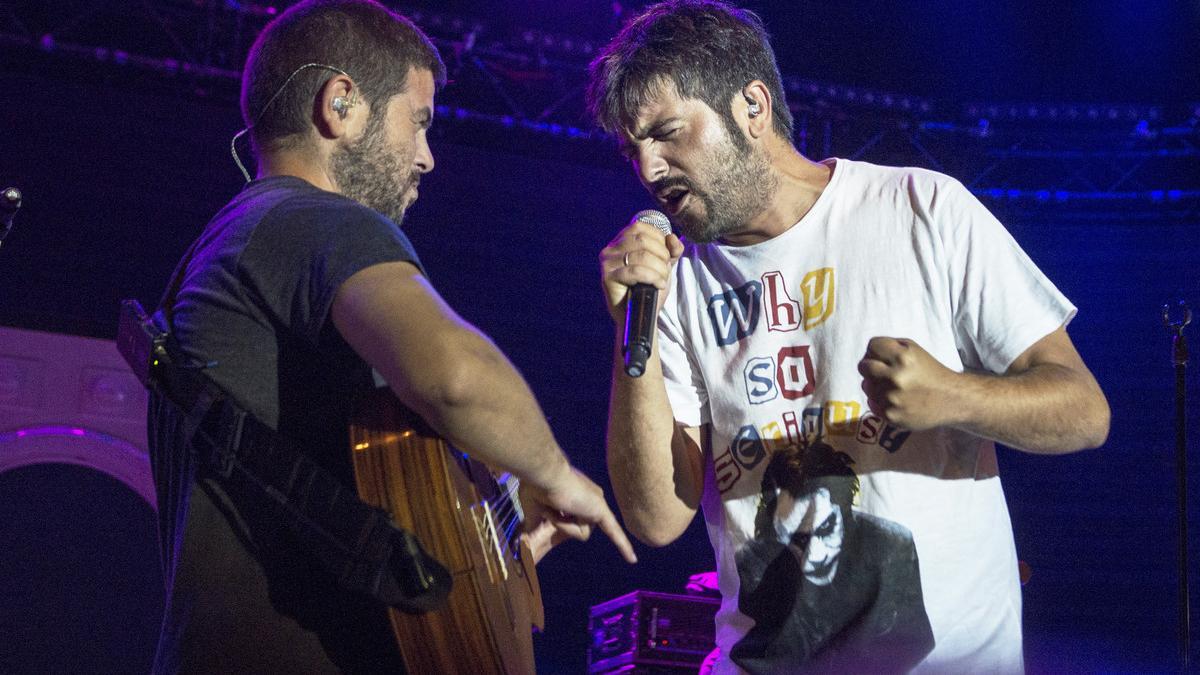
[485,492,522,560]
[491,477,525,558]
[483,475,577,563]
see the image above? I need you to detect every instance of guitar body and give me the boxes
[349,388,544,674]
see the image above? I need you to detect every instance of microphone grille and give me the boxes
[1,188,21,210]
[633,209,671,235]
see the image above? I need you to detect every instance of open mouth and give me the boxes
[658,186,691,215]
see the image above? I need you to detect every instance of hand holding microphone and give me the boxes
[600,209,683,377]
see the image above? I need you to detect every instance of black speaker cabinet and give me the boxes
[588,590,719,674]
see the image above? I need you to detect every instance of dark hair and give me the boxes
[753,440,859,540]
[586,0,793,141]
[241,0,446,156]
[765,440,859,501]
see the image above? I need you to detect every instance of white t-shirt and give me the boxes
[657,158,1075,674]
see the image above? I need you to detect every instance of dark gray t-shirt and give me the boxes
[151,176,421,673]
[171,174,421,444]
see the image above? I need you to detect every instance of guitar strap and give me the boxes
[118,298,451,613]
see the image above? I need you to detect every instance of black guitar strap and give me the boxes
[118,298,451,613]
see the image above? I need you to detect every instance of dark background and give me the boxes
[417,0,1200,104]
[1,1,1198,673]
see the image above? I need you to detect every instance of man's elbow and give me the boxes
[622,509,690,548]
[1080,396,1111,450]
[427,359,484,409]
[1055,369,1110,452]
[393,341,498,420]
[1060,391,1110,452]
[630,523,684,549]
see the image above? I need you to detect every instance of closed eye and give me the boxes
[413,107,433,129]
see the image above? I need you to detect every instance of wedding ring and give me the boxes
[623,252,631,267]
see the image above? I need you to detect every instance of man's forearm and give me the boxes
[860,330,1109,455]
[949,363,1110,454]
[403,330,571,491]
[606,336,700,547]
[330,264,573,491]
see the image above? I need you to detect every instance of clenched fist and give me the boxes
[857,337,961,431]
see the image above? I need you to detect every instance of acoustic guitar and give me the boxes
[349,388,545,674]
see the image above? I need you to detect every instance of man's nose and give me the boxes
[415,137,434,174]
[636,148,668,185]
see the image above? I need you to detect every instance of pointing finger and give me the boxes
[596,507,637,564]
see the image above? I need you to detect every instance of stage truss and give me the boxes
[2,0,1197,219]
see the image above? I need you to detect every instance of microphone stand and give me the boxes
[1163,300,1192,671]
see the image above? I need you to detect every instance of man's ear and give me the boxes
[315,75,361,140]
[740,80,773,139]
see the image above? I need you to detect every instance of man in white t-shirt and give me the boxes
[585,1,1110,672]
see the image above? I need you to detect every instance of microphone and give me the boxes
[0,187,22,248]
[623,209,672,378]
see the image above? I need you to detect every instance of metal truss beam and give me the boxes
[2,0,1197,217]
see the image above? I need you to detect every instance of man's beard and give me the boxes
[330,112,419,225]
[661,130,777,244]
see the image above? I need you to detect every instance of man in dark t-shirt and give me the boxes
[154,179,429,672]
[148,2,635,672]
